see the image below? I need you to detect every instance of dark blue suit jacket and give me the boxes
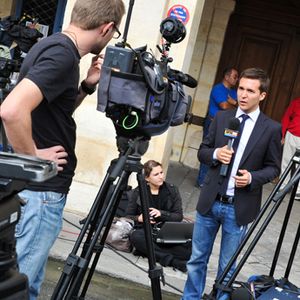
[196,109,282,225]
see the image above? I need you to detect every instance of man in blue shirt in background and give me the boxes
[197,67,239,187]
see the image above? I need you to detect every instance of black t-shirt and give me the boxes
[18,33,81,193]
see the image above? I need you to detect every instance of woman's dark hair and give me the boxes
[143,160,162,178]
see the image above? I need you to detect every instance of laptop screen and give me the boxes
[154,222,194,244]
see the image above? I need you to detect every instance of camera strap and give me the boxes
[135,51,166,95]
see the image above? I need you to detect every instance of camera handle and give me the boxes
[116,0,135,48]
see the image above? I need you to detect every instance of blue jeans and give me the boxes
[182,203,247,300]
[15,190,67,300]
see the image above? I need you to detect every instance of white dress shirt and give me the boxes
[226,107,260,196]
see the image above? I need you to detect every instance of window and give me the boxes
[15,0,67,36]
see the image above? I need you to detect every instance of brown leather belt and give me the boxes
[216,194,235,204]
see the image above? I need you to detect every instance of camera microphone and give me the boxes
[220,117,240,176]
[167,68,198,88]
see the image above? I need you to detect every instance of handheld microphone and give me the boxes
[220,117,240,176]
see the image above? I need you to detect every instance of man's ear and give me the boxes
[259,92,267,101]
[100,22,114,37]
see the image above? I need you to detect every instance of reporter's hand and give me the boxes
[233,169,250,187]
[36,145,68,171]
[216,145,234,164]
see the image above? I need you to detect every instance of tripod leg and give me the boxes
[51,163,120,299]
[79,170,131,298]
[270,165,300,277]
[136,172,163,300]
[64,168,132,299]
[285,221,300,279]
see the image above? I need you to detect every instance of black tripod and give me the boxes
[203,149,300,299]
[52,136,164,300]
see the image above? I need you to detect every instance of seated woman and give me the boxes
[126,159,191,272]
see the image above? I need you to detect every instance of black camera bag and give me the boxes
[97,65,189,138]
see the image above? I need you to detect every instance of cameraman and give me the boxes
[0,0,125,299]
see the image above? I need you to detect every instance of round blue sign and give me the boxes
[167,4,190,25]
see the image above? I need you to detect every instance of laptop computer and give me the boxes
[154,222,194,244]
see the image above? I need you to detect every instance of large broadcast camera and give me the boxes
[97,9,197,139]
[0,152,57,299]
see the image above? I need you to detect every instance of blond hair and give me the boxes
[71,0,125,30]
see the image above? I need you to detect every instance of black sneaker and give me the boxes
[295,193,300,201]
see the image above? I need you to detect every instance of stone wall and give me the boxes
[0,0,13,17]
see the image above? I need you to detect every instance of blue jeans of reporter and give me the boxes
[182,202,247,300]
[16,190,67,300]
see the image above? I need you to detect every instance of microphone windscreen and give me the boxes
[228,117,240,131]
[183,74,198,88]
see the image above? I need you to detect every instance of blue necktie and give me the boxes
[232,114,249,153]
[219,114,249,196]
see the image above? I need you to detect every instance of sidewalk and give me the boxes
[45,161,300,299]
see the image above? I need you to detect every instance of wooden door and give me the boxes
[216,0,300,122]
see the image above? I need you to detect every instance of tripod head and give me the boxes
[116,135,149,157]
[109,136,150,182]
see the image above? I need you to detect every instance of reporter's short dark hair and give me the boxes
[239,68,270,93]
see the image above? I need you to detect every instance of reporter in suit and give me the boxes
[182,68,282,299]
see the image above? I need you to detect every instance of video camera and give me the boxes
[97,4,197,139]
[0,58,20,79]
[0,152,57,299]
[0,58,21,93]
